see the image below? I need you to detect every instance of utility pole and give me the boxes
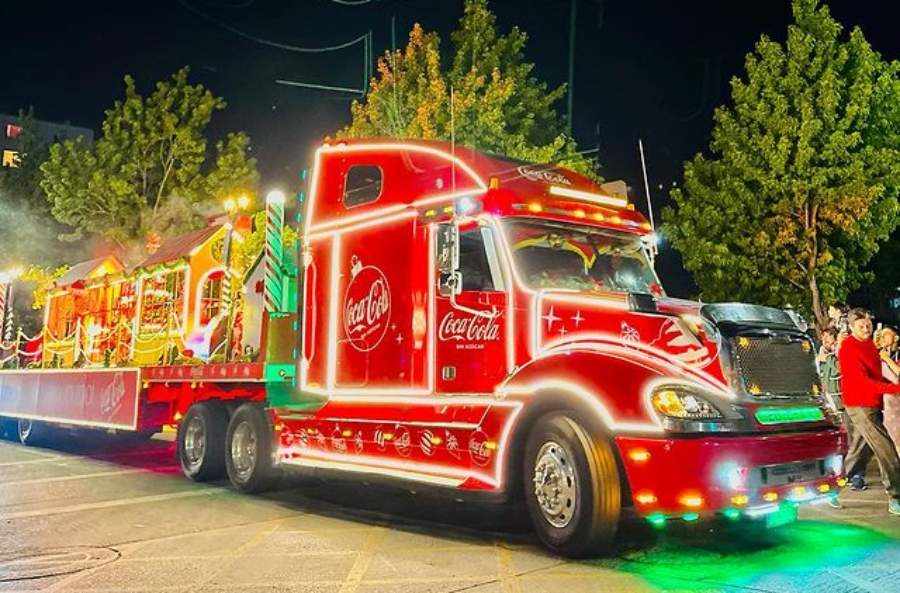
[567,0,577,136]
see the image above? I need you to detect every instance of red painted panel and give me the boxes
[330,216,429,390]
[0,368,140,430]
[617,429,844,515]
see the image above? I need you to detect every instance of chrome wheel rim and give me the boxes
[532,440,577,528]
[183,416,206,470]
[231,421,257,482]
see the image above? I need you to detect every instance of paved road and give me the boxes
[1,431,898,593]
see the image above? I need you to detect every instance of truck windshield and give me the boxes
[504,219,663,295]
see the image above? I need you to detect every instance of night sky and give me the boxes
[3,0,898,297]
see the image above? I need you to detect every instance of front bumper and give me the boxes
[616,428,845,522]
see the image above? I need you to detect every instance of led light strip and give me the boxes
[549,185,628,208]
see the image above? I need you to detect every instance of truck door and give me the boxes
[435,222,509,394]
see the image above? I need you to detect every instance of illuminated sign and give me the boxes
[2,150,19,168]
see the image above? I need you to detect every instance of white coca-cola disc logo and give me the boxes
[343,257,392,352]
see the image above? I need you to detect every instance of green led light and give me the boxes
[646,513,667,528]
[755,406,825,425]
[682,512,700,522]
[722,508,741,521]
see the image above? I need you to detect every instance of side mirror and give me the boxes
[436,223,462,296]
[436,223,459,275]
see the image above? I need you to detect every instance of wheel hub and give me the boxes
[183,417,206,469]
[532,441,577,528]
[231,421,257,481]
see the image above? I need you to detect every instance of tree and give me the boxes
[338,0,596,177]
[663,0,900,329]
[41,68,258,260]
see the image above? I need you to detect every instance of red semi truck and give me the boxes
[0,140,845,556]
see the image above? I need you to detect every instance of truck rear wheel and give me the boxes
[177,403,227,481]
[225,404,280,493]
[524,413,621,558]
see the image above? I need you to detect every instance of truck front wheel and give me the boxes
[524,413,621,558]
[225,404,280,493]
[177,403,227,481]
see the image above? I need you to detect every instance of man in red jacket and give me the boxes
[838,308,900,515]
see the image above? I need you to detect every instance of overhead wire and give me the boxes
[178,0,369,53]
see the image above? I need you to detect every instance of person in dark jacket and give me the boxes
[838,308,900,515]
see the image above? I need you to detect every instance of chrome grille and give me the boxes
[732,335,819,397]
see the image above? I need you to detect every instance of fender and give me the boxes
[503,340,733,426]
[495,344,730,498]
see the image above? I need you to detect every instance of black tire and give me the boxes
[17,418,52,447]
[523,413,621,558]
[177,403,227,481]
[225,403,280,493]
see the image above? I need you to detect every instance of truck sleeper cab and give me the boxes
[271,140,844,557]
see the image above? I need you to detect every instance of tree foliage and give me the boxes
[40,68,258,260]
[338,0,596,177]
[663,0,900,328]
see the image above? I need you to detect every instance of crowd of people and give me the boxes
[815,305,900,515]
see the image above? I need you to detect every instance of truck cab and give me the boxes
[272,139,844,556]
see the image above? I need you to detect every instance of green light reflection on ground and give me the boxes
[607,520,898,592]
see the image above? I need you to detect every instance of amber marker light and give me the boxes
[635,491,658,505]
[836,477,848,488]
[730,494,749,506]
[818,484,831,493]
[679,493,705,509]
[528,202,543,213]
[763,492,779,502]
[628,448,651,463]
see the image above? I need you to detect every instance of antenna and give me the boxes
[638,139,655,233]
[638,138,658,260]
[451,86,456,193]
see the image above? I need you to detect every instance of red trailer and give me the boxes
[0,139,845,557]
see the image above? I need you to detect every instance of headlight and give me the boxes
[651,388,723,420]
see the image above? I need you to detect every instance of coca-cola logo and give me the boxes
[438,311,501,342]
[343,257,392,352]
[517,165,572,186]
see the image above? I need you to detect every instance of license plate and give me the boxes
[761,460,822,486]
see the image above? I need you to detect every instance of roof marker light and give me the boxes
[549,185,628,208]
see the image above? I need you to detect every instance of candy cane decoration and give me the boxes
[264,190,286,313]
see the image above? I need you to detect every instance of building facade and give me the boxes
[1,113,93,168]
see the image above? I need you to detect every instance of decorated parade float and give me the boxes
[0,140,846,557]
